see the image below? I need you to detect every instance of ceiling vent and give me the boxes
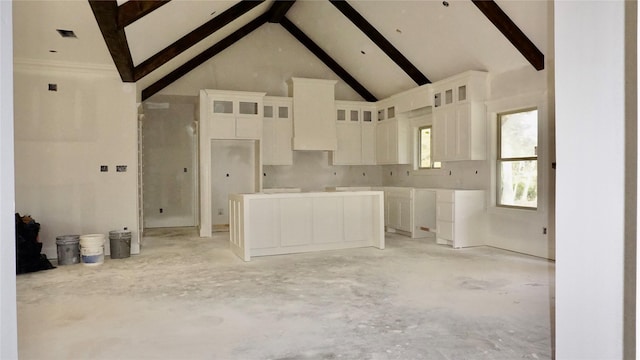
[56,29,77,38]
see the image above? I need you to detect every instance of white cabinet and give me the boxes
[375,99,410,165]
[392,85,432,114]
[198,89,266,238]
[331,101,377,165]
[288,78,338,151]
[435,189,486,248]
[229,191,385,261]
[375,118,410,165]
[200,89,265,140]
[432,71,488,162]
[383,187,436,238]
[263,96,293,165]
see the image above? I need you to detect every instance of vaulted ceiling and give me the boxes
[12,0,550,102]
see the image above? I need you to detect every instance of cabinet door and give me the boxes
[433,110,446,161]
[263,102,293,165]
[375,120,400,164]
[375,121,389,164]
[387,196,401,229]
[236,116,262,139]
[361,123,376,165]
[398,197,412,232]
[433,108,456,161]
[210,116,235,139]
[454,103,471,160]
[274,117,293,165]
[334,123,361,164]
[262,117,276,164]
[444,107,457,161]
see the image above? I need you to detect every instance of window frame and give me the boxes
[496,107,538,210]
[417,125,441,170]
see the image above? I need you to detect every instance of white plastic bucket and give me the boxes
[79,234,105,266]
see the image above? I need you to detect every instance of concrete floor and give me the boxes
[17,228,554,360]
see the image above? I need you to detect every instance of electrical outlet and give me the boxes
[218,208,223,215]
[543,227,547,235]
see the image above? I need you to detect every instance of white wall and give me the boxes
[485,66,555,260]
[556,1,626,358]
[13,62,140,258]
[1,1,18,358]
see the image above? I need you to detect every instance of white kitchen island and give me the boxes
[229,191,385,261]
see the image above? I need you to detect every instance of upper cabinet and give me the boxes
[331,101,377,165]
[375,98,410,165]
[263,96,293,165]
[376,98,396,122]
[288,78,338,151]
[432,71,488,162]
[199,89,266,140]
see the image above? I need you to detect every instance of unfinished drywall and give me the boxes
[142,96,197,228]
[484,65,555,260]
[13,61,139,258]
[263,152,383,192]
[150,23,364,101]
[1,1,17,358]
[211,140,257,226]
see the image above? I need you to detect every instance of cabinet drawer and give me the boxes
[437,190,454,203]
[436,202,454,222]
[437,220,454,240]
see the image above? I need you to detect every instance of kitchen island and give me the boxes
[229,191,384,261]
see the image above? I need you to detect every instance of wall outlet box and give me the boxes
[100,165,108,172]
[116,165,127,172]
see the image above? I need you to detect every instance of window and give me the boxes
[418,126,441,169]
[497,108,538,209]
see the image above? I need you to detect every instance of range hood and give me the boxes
[288,78,338,151]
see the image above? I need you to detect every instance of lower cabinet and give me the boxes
[435,189,486,248]
[383,187,436,238]
[229,191,385,261]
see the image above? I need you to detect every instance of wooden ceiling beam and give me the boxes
[472,0,544,71]
[142,13,269,101]
[88,0,135,82]
[268,0,296,23]
[117,0,171,29]
[329,0,429,86]
[134,0,265,81]
[280,17,377,102]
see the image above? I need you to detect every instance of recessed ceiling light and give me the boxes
[442,1,450,7]
[210,10,216,16]
[56,29,77,38]
[360,50,366,55]
[396,28,402,34]
[49,50,57,53]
